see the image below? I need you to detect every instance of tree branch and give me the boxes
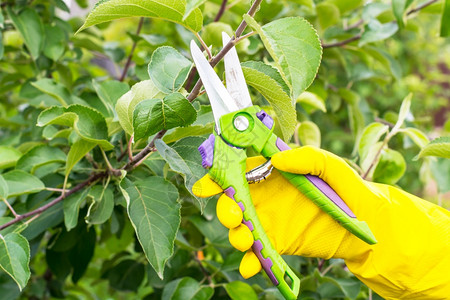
[322,34,362,49]
[0,172,106,231]
[407,0,438,15]
[362,132,392,179]
[119,17,144,82]
[214,0,228,22]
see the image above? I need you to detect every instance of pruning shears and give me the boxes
[190,33,377,299]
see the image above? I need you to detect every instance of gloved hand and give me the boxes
[192,146,450,300]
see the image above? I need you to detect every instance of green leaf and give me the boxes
[373,148,406,184]
[102,259,145,292]
[358,122,389,163]
[162,277,213,300]
[417,137,450,159]
[296,91,327,113]
[441,0,450,36]
[0,273,21,299]
[92,80,130,118]
[362,3,390,21]
[359,20,399,46]
[148,47,193,93]
[6,7,44,59]
[0,146,22,169]
[77,0,203,34]
[0,176,8,200]
[244,15,322,101]
[43,24,66,61]
[393,93,412,132]
[15,145,66,174]
[133,93,196,141]
[155,137,208,209]
[401,128,429,149]
[225,281,258,300]
[392,0,414,27]
[316,2,340,30]
[3,170,44,198]
[86,185,114,225]
[37,104,113,150]
[184,0,206,20]
[116,80,166,135]
[189,215,228,247]
[430,158,450,193]
[335,278,361,299]
[68,226,96,283]
[63,188,90,231]
[140,34,167,45]
[297,121,321,148]
[31,78,83,106]
[364,46,402,80]
[163,122,214,144]
[120,177,180,278]
[0,233,30,291]
[65,140,96,177]
[241,61,296,140]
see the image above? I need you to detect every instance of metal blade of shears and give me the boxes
[190,40,239,134]
[222,32,253,110]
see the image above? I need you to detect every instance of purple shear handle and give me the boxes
[276,138,356,218]
[257,110,274,129]
[225,187,278,285]
[198,134,215,168]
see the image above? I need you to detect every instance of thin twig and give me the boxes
[374,117,395,128]
[407,0,438,15]
[2,198,20,218]
[214,0,228,22]
[119,17,144,81]
[128,135,134,161]
[234,31,256,44]
[345,19,364,31]
[320,263,334,276]
[194,32,213,59]
[0,172,106,231]
[322,34,362,48]
[362,132,393,179]
[44,187,65,193]
[194,253,213,285]
[101,149,121,176]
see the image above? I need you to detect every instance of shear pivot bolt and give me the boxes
[234,116,249,131]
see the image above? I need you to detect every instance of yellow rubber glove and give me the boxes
[192,146,450,300]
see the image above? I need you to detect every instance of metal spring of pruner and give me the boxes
[245,159,274,184]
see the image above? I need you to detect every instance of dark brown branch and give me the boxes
[322,34,362,48]
[322,0,439,49]
[0,172,106,231]
[407,0,438,15]
[214,0,228,22]
[193,252,213,285]
[119,17,144,81]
